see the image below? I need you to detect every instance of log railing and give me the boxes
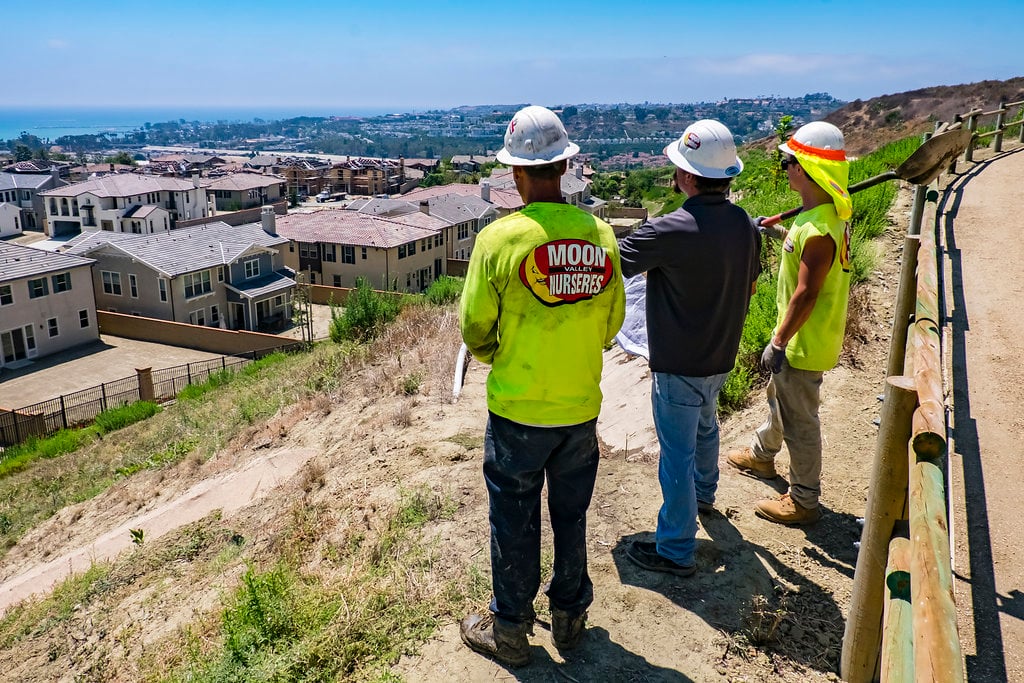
[841,98,1023,682]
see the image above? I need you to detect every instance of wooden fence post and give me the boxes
[963,112,978,162]
[993,100,1006,153]
[887,235,921,379]
[841,376,918,682]
[880,532,914,682]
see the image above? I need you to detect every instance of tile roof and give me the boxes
[347,198,419,217]
[400,183,523,210]
[275,209,445,248]
[424,194,495,225]
[0,241,94,283]
[203,173,287,192]
[61,220,288,277]
[40,174,198,198]
[0,172,57,191]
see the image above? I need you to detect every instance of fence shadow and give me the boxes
[942,155,1013,683]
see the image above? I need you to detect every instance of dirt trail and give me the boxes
[944,144,1024,683]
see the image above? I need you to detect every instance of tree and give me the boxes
[772,115,795,188]
[634,106,649,124]
[14,144,32,162]
[562,106,578,121]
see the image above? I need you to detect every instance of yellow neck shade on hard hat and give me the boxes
[787,136,852,221]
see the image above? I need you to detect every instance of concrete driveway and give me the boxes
[0,336,224,409]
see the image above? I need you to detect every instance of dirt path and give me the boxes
[945,143,1024,683]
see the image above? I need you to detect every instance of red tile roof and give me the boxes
[275,209,446,248]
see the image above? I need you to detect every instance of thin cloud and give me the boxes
[47,38,69,49]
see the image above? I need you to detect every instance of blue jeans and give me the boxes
[483,412,600,627]
[651,371,729,565]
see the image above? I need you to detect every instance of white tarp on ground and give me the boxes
[614,274,648,359]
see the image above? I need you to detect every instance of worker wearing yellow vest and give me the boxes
[459,105,625,666]
[727,121,852,525]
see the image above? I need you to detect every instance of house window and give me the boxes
[49,198,57,214]
[434,235,441,247]
[322,244,336,262]
[158,278,168,302]
[244,259,260,279]
[51,272,72,293]
[299,243,318,259]
[273,295,284,307]
[101,220,113,231]
[189,309,206,326]
[183,270,212,298]
[72,199,79,216]
[458,224,469,240]
[129,274,138,298]
[341,246,355,264]
[217,266,224,282]
[333,275,341,287]
[210,305,220,326]
[28,277,49,299]
[398,245,406,259]
[0,284,12,305]
[60,198,69,216]
[47,317,59,337]
[361,247,367,259]
[408,241,416,255]
[79,309,89,328]
[101,271,122,295]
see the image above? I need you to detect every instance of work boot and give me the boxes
[696,499,715,514]
[726,446,778,480]
[460,613,531,667]
[754,492,821,525]
[550,608,587,650]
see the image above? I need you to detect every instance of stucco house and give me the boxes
[39,174,210,237]
[274,208,448,292]
[0,242,98,369]
[204,173,287,212]
[0,168,65,236]
[60,210,295,332]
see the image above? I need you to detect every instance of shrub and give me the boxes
[423,276,464,305]
[329,278,402,342]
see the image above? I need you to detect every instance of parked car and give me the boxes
[316,191,331,202]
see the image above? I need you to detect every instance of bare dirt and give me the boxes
[0,147,1018,681]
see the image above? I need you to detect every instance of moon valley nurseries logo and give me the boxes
[519,239,614,306]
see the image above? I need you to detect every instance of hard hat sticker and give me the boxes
[519,239,614,306]
[683,132,701,150]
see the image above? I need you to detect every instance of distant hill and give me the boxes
[814,77,1024,155]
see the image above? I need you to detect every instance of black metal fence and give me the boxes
[0,342,305,448]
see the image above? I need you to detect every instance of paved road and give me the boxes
[944,143,1024,682]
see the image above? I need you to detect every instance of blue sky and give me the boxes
[6,0,1020,112]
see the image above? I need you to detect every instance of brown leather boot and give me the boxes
[726,446,778,480]
[550,608,587,650]
[754,492,821,525]
[460,613,531,667]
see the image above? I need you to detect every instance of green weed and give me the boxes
[330,277,403,342]
[93,401,161,433]
[423,275,464,305]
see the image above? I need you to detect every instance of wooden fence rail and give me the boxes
[841,96,1022,681]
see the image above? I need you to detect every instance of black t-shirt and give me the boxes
[618,193,761,376]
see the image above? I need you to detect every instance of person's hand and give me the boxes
[755,216,787,241]
[760,342,786,374]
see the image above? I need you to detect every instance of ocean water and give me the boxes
[0,106,403,143]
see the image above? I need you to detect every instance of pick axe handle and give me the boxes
[760,170,899,227]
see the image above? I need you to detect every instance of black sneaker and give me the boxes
[697,499,715,514]
[626,540,696,577]
[550,608,586,650]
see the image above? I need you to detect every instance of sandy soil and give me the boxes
[0,146,1019,680]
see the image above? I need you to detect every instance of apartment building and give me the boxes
[0,242,98,369]
[274,208,447,292]
[328,157,405,196]
[39,174,209,237]
[61,211,295,332]
[0,168,65,236]
[204,173,287,212]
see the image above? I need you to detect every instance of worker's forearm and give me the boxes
[774,290,818,346]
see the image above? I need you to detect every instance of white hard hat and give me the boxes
[664,120,743,179]
[495,105,579,166]
[779,121,846,160]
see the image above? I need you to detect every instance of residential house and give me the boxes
[327,157,405,196]
[0,242,98,369]
[450,154,496,173]
[39,174,209,237]
[204,173,286,212]
[403,158,441,174]
[0,168,65,236]
[275,208,448,292]
[3,159,71,179]
[243,156,330,199]
[400,180,524,218]
[487,164,607,218]
[60,211,295,332]
[67,163,135,182]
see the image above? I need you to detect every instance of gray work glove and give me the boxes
[755,216,787,241]
[760,342,787,374]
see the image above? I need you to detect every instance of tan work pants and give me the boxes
[749,361,825,509]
